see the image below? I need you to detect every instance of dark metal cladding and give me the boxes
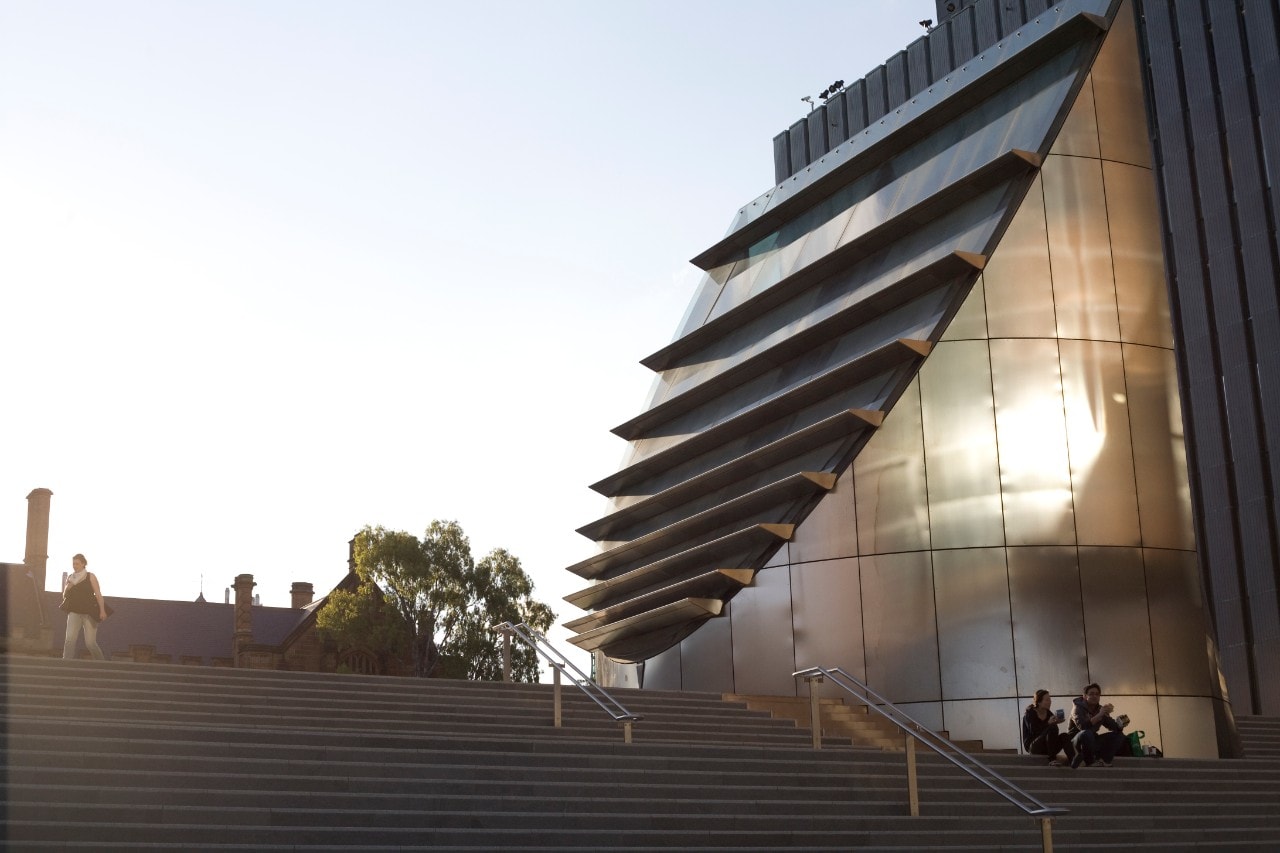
[1132,0,1280,713]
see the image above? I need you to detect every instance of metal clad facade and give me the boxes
[1133,0,1280,713]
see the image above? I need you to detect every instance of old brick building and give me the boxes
[1,488,409,675]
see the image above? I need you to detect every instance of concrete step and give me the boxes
[6,655,1280,850]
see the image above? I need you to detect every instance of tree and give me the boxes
[435,547,557,682]
[317,521,555,681]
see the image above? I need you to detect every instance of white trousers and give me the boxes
[63,612,105,660]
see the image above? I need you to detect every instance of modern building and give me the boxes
[564,0,1280,758]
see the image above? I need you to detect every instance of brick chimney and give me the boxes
[24,488,52,592]
[290,581,314,609]
[233,573,255,666]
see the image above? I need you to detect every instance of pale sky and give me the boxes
[2,1,928,669]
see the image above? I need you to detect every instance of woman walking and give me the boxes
[61,553,108,660]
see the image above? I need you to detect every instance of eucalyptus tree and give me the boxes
[318,521,555,681]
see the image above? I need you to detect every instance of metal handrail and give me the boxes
[491,622,642,742]
[795,666,1066,851]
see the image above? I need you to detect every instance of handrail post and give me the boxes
[1038,816,1054,853]
[805,674,823,749]
[905,734,920,817]
[500,627,512,683]
[622,719,633,744]
[553,666,562,728]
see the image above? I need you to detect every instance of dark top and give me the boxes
[1022,705,1061,749]
[1069,696,1125,735]
[61,576,100,617]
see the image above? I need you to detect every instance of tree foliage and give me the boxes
[316,521,555,681]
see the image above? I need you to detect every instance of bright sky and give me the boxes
[2,1,927,669]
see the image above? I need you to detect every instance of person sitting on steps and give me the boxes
[1068,682,1128,768]
[1022,688,1076,767]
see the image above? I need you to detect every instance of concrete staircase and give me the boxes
[5,656,1280,851]
[728,694,986,752]
[1236,714,1280,760]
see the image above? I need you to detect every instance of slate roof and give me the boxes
[33,584,309,664]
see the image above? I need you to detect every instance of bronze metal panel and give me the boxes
[1101,692,1160,752]
[990,338,1076,545]
[1007,546,1089,698]
[789,468,858,564]
[854,378,931,555]
[943,699,1022,752]
[1047,73,1100,158]
[1042,154,1121,342]
[1104,162,1172,347]
[983,174,1057,339]
[1145,548,1214,696]
[933,549,1016,700]
[1091,0,1152,168]
[940,274,988,341]
[860,552,941,703]
[1079,546,1155,694]
[729,565,798,696]
[679,609,737,693]
[642,646,682,691]
[896,701,945,734]
[1156,695,1220,759]
[1125,345,1195,550]
[920,340,1004,548]
[791,557,865,682]
[1058,339,1141,546]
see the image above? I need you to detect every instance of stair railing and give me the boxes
[795,666,1066,853]
[491,622,642,742]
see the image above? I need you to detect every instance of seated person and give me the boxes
[1022,688,1076,766]
[1068,682,1128,768]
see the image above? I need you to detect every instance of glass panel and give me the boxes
[729,565,797,695]
[1058,339,1141,545]
[1048,73,1100,158]
[933,548,1017,699]
[1079,546,1155,693]
[1008,546,1089,698]
[791,556,866,682]
[1105,162,1172,347]
[1042,154,1120,342]
[984,174,1057,338]
[855,378,931,555]
[860,551,941,703]
[1146,548,1214,696]
[790,468,858,564]
[1125,345,1195,549]
[920,340,1005,548]
[1091,0,1153,168]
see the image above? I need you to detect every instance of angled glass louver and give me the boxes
[564,2,1115,663]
